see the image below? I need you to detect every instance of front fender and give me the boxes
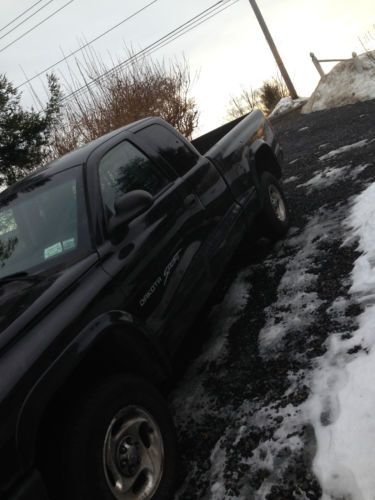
[16,310,171,472]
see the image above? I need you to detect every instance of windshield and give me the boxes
[0,166,91,279]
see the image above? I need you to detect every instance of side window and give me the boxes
[98,140,169,216]
[137,124,199,176]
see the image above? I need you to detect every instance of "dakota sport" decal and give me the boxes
[139,248,183,307]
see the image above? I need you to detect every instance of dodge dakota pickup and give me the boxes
[0,110,289,500]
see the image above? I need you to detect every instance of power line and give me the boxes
[0,0,74,54]
[17,0,160,89]
[61,0,237,103]
[0,0,45,33]
[0,0,56,42]
[60,0,239,104]
[142,1,238,61]
[113,0,239,76]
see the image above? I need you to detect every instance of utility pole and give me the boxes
[248,0,298,99]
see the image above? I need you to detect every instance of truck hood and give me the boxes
[0,253,98,352]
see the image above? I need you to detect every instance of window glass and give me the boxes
[98,141,169,216]
[0,166,90,279]
[137,124,199,176]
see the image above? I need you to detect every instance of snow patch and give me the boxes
[259,215,336,353]
[319,140,369,161]
[204,395,306,499]
[288,159,299,165]
[284,175,299,184]
[327,296,348,324]
[239,400,305,498]
[268,96,308,119]
[209,442,231,500]
[298,163,371,192]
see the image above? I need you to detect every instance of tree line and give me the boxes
[0,51,287,188]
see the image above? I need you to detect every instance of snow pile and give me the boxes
[308,181,375,500]
[268,96,308,119]
[302,51,375,114]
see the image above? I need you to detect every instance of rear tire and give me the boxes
[54,375,177,500]
[256,172,290,240]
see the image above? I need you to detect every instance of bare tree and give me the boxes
[52,50,199,157]
[226,87,261,120]
[226,73,289,119]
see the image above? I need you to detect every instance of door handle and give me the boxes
[184,194,196,207]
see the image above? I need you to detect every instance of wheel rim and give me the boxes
[103,406,164,500]
[268,185,287,222]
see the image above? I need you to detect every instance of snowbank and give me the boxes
[308,181,375,500]
[270,51,375,119]
[302,51,375,114]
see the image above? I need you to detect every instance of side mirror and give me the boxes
[108,190,153,232]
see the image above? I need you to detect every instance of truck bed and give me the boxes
[192,114,249,155]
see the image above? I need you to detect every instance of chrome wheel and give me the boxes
[103,406,164,500]
[268,185,286,222]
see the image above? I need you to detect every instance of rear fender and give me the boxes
[251,140,282,179]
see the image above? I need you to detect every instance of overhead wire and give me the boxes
[16,0,160,89]
[60,0,239,104]
[0,0,56,42]
[0,0,74,54]
[138,0,239,62]
[0,0,45,33]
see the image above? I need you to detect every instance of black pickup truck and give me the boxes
[0,111,288,500]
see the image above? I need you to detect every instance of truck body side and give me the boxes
[0,111,283,499]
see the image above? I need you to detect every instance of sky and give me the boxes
[1,0,374,135]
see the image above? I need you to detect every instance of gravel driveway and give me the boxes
[171,99,375,499]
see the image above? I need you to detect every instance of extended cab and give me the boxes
[0,111,288,500]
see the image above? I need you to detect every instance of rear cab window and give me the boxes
[137,124,200,176]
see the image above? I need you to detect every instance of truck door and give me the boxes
[135,123,248,284]
[90,136,208,354]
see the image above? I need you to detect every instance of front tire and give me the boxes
[256,171,290,240]
[57,375,177,500]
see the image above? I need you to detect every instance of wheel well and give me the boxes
[254,144,282,180]
[34,327,169,488]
